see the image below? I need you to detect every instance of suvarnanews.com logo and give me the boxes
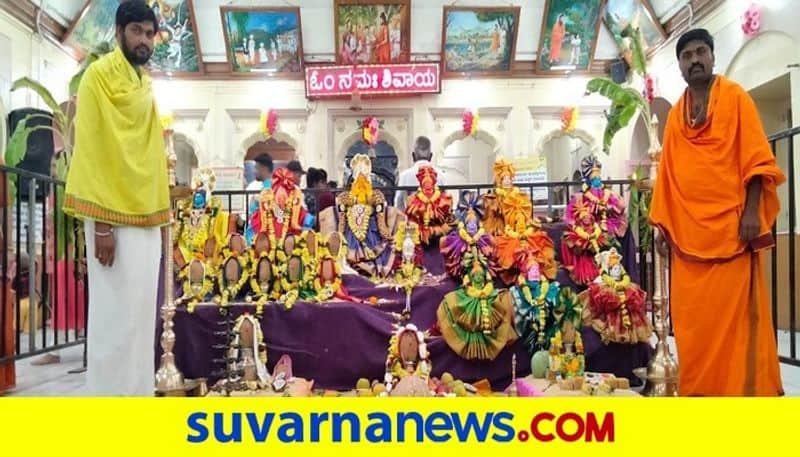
[186,410,615,444]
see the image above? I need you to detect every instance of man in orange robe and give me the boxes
[650,29,785,396]
[549,14,565,64]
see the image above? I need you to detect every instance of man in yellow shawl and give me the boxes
[650,29,785,396]
[63,1,169,396]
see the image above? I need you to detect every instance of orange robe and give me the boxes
[649,75,785,396]
[375,24,390,63]
[549,20,565,63]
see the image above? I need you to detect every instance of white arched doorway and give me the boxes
[173,132,200,188]
[439,130,500,185]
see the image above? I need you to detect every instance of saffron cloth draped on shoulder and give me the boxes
[649,75,785,261]
[649,75,785,396]
[64,47,170,227]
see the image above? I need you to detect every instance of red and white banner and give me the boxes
[305,63,441,98]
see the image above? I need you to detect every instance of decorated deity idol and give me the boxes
[216,233,250,307]
[482,158,531,235]
[275,233,315,310]
[440,192,496,281]
[248,168,311,250]
[436,257,517,361]
[323,154,400,278]
[581,248,652,344]
[312,232,364,303]
[229,314,269,387]
[393,221,423,320]
[495,210,558,286]
[577,157,627,237]
[511,262,560,355]
[482,159,557,285]
[404,165,454,245]
[174,169,227,312]
[384,323,432,396]
[561,156,627,285]
[247,232,277,315]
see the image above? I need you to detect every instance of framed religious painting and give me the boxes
[536,0,606,74]
[146,0,204,75]
[604,0,666,54]
[441,6,521,77]
[220,6,304,75]
[333,0,411,65]
[62,0,120,60]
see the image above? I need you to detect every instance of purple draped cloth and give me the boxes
[156,223,652,391]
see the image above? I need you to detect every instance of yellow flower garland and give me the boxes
[518,275,549,344]
[216,248,250,307]
[457,222,485,245]
[177,265,214,314]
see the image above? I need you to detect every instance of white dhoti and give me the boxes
[84,220,161,396]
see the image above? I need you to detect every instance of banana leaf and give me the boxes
[11,77,68,134]
[586,78,648,153]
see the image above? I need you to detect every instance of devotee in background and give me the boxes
[394,136,446,210]
[287,160,306,186]
[305,168,335,228]
[549,14,566,64]
[246,154,273,192]
[649,28,786,396]
[62,0,167,396]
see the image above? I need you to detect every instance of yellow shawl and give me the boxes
[64,47,169,227]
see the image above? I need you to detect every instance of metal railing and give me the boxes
[1,165,87,366]
[768,126,798,366]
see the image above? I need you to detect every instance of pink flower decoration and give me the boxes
[742,4,761,37]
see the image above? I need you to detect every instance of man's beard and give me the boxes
[121,38,152,66]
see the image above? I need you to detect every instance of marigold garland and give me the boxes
[260,109,279,138]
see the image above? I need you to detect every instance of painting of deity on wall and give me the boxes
[536,0,606,74]
[221,6,304,74]
[441,6,520,76]
[62,0,120,59]
[147,0,203,74]
[604,0,666,53]
[334,0,411,65]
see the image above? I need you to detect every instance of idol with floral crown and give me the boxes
[439,192,496,281]
[511,262,560,355]
[174,169,225,267]
[320,153,400,279]
[435,254,517,361]
[561,156,628,285]
[248,167,311,252]
[581,248,651,344]
[404,165,454,245]
[482,159,558,285]
[174,169,231,311]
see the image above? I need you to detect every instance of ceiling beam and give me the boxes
[649,0,726,57]
[0,0,68,50]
